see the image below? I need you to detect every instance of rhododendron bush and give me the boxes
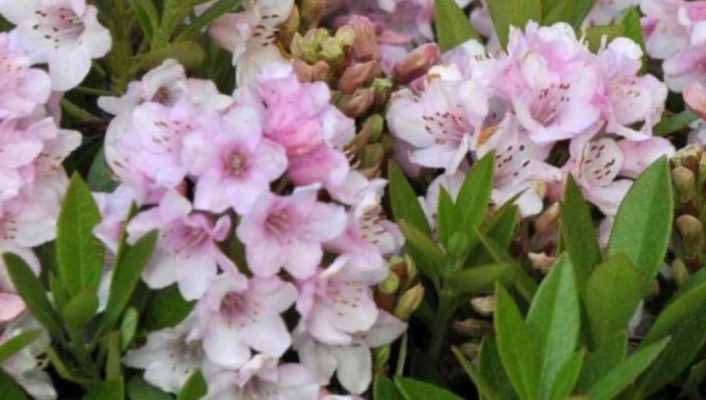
[4,0,706,399]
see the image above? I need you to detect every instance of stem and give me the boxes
[428,289,457,363]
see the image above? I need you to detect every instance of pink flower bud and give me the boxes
[393,43,440,84]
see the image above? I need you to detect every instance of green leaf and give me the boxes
[97,231,158,336]
[127,0,159,41]
[57,173,105,295]
[143,285,195,331]
[434,0,479,51]
[0,330,41,363]
[584,7,645,53]
[374,376,405,400]
[584,255,642,349]
[548,349,585,400]
[87,147,118,192]
[607,157,673,293]
[139,41,206,71]
[4,253,63,337]
[437,188,460,249]
[63,290,99,330]
[542,0,595,29]
[104,332,122,381]
[560,175,600,289]
[588,338,670,400]
[494,284,539,400]
[526,255,580,399]
[466,201,519,266]
[478,336,518,400]
[177,0,243,41]
[486,0,542,48]
[49,272,69,314]
[394,377,463,400]
[0,370,28,400]
[127,376,172,400]
[476,230,537,301]
[446,263,515,295]
[457,153,494,237]
[654,110,699,136]
[178,370,208,400]
[453,347,503,400]
[388,161,431,236]
[84,379,125,400]
[120,308,139,351]
[399,220,447,275]
[576,332,628,393]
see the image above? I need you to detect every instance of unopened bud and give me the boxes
[394,43,441,84]
[672,166,695,203]
[320,37,347,68]
[459,342,481,360]
[394,284,425,321]
[528,252,555,274]
[338,88,376,118]
[301,0,328,27]
[404,254,417,282]
[453,319,493,337]
[338,61,378,94]
[470,296,496,316]
[672,258,690,288]
[290,32,320,64]
[278,6,300,47]
[677,214,704,253]
[534,202,560,234]
[378,271,400,295]
[357,114,385,145]
[685,81,706,120]
[292,59,331,82]
[672,144,702,169]
[347,16,380,62]
[372,78,393,105]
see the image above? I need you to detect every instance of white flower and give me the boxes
[0,0,112,90]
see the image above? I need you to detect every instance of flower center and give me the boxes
[228,151,249,177]
[530,84,570,127]
[33,7,85,46]
[220,292,245,320]
[264,208,292,238]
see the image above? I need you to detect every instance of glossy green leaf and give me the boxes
[560,175,600,288]
[608,157,673,293]
[654,110,699,136]
[97,231,158,336]
[127,376,172,400]
[4,253,63,337]
[494,284,539,400]
[127,0,158,40]
[453,347,503,400]
[476,230,537,301]
[437,188,460,248]
[399,220,447,273]
[84,379,125,400]
[63,290,99,330]
[584,255,642,349]
[576,332,628,392]
[457,153,494,236]
[178,370,208,400]
[486,0,542,48]
[121,308,139,351]
[0,370,28,400]
[388,161,432,235]
[526,254,580,399]
[548,349,585,400]
[374,376,405,400]
[542,0,595,28]
[434,0,479,51]
[447,263,514,295]
[56,173,105,295]
[140,41,206,70]
[478,336,518,400]
[143,285,195,331]
[394,377,463,400]
[0,330,41,363]
[585,8,645,53]
[588,338,670,400]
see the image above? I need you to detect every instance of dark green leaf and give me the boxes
[576,332,628,392]
[84,379,125,400]
[63,290,99,330]
[446,263,514,295]
[0,330,41,363]
[548,349,585,400]
[49,272,69,314]
[394,377,463,400]
[178,370,208,400]
[87,147,118,192]
[434,0,480,51]
[608,157,673,293]
[140,41,206,70]
[57,173,105,295]
[127,0,158,40]
[374,376,405,400]
[120,308,139,351]
[4,253,63,337]
[0,370,28,400]
[486,0,542,48]
[654,110,699,136]
[589,338,670,400]
[478,336,518,400]
[457,153,494,237]
[388,161,432,235]
[476,230,537,301]
[453,347,503,400]
[143,285,195,331]
[127,376,172,400]
[399,220,447,274]
[543,0,595,29]
[526,255,580,399]
[560,175,600,289]
[494,284,539,400]
[584,255,642,349]
[437,188,460,248]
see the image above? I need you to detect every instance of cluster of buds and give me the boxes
[344,114,392,179]
[375,255,425,322]
[670,144,706,271]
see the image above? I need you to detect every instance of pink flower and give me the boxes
[190,273,297,369]
[0,0,112,90]
[294,311,406,394]
[387,78,488,173]
[663,23,706,92]
[296,256,388,345]
[126,191,233,300]
[237,186,347,279]
[0,32,51,120]
[0,246,39,323]
[1,317,56,400]
[185,105,287,214]
[585,0,639,26]
[420,171,466,228]
[641,0,689,60]
[123,315,205,394]
[93,185,138,253]
[203,355,321,400]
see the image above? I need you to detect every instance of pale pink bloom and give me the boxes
[1,317,55,400]
[0,184,65,248]
[0,32,51,120]
[663,22,706,92]
[203,355,321,400]
[585,0,639,26]
[237,186,347,279]
[210,0,295,85]
[190,273,297,369]
[93,185,138,253]
[184,105,287,214]
[294,311,406,394]
[0,245,39,323]
[387,78,488,173]
[296,256,388,345]
[123,315,205,394]
[640,0,689,60]
[595,38,668,140]
[501,23,601,143]
[478,115,562,217]
[126,191,234,300]
[420,171,466,228]
[0,0,111,90]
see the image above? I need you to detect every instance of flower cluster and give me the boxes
[97,59,406,398]
[390,22,675,224]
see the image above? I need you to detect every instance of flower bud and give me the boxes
[338,88,376,118]
[528,252,555,274]
[347,16,380,62]
[321,37,347,68]
[672,144,702,170]
[672,258,690,288]
[685,81,706,120]
[292,59,331,82]
[301,0,328,27]
[470,296,495,316]
[278,6,300,47]
[453,318,492,337]
[677,214,704,253]
[378,271,400,295]
[394,284,425,321]
[338,61,378,94]
[357,114,385,145]
[672,166,695,204]
[458,342,481,360]
[534,202,560,234]
[372,78,394,105]
[394,43,441,84]
[290,32,321,64]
